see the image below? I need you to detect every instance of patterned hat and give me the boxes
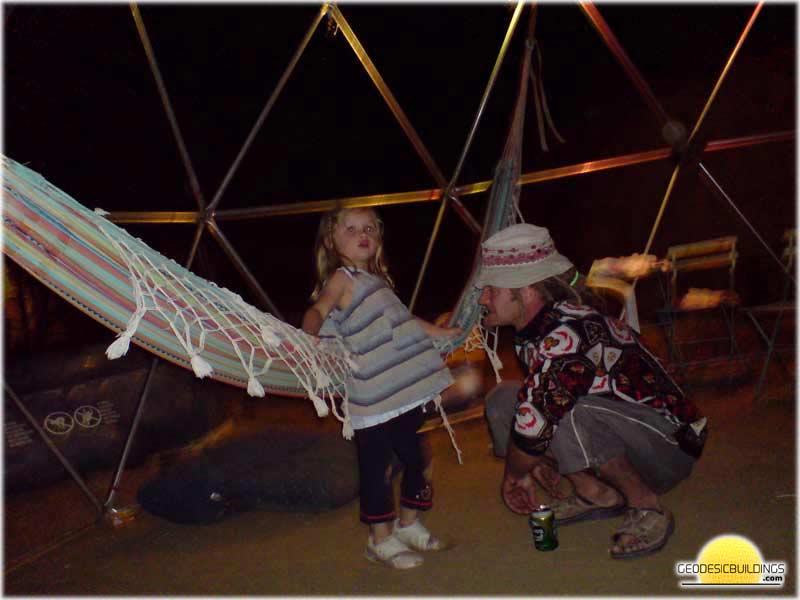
[476,223,574,288]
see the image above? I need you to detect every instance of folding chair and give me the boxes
[745,229,796,400]
[657,236,740,374]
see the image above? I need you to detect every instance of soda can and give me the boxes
[529,505,558,551]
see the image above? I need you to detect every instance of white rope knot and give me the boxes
[105,306,146,360]
[309,392,330,417]
[105,331,134,360]
[247,375,266,398]
[341,420,354,440]
[190,353,213,379]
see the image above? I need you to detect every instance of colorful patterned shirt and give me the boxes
[511,301,701,455]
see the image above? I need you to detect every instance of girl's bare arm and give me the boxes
[302,270,349,335]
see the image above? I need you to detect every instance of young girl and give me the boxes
[302,206,460,570]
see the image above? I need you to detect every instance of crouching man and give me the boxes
[477,223,707,559]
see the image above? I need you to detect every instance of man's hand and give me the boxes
[501,471,539,514]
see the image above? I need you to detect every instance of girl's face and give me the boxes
[329,209,381,269]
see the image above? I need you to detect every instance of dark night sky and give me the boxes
[3,3,796,329]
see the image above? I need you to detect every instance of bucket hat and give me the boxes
[476,223,573,288]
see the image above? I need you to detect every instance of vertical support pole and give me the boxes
[329,3,481,236]
[206,4,329,212]
[686,3,763,146]
[579,1,670,126]
[104,357,159,509]
[206,219,284,318]
[130,2,207,211]
[409,1,527,311]
[4,382,104,514]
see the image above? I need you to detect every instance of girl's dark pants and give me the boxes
[354,406,433,524]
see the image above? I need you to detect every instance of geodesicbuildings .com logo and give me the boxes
[675,534,786,589]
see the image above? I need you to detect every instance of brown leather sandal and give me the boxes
[609,507,675,559]
[551,493,627,525]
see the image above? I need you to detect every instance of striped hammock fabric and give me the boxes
[2,155,357,425]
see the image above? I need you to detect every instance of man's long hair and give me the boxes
[532,267,607,313]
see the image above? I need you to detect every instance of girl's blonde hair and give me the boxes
[310,206,394,301]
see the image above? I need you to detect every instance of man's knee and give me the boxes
[484,380,522,457]
[485,381,521,419]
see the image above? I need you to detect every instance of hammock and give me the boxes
[2,156,353,424]
[3,155,465,449]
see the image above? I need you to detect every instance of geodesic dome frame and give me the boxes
[2,1,794,524]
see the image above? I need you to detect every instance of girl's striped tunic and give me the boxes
[320,268,453,430]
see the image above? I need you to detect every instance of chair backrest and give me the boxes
[667,236,737,274]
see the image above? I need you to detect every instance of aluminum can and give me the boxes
[529,505,558,551]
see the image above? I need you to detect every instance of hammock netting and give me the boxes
[3,156,351,419]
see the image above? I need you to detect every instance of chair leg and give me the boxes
[754,306,788,402]
[721,304,741,383]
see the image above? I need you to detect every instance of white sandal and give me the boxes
[364,534,424,569]
[394,518,443,551]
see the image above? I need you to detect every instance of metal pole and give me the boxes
[409,194,450,310]
[686,3,764,146]
[698,162,793,278]
[752,271,794,400]
[635,2,763,280]
[579,1,670,126]
[329,4,480,234]
[107,211,199,224]
[130,3,207,211]
[185,220,207,267]
[206,218,284,318]
[206,5,329,213]
[409,1,527,310]
[705,130,794,153]
[640,163,683,260]
[217,187,445,220]
[107,129,793,224]
[447,1,527,190]
[4,382,104,514]
[103,357,159,509]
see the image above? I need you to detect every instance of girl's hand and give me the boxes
[416,319,462,340]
